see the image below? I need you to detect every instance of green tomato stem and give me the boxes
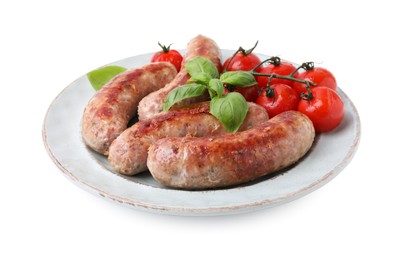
[251,71,316,86]
[224,41,259,72]
[289,64,303,76]
[243,41,259,55]
[251,57,271,72]
[289,61,315,76]
[250,56,282,72]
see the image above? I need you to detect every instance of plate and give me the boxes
[42,50,361,216]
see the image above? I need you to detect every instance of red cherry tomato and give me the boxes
[298,87,344,132]
[223,52,262,72]
[224,84,259,102]
[222,45,262,102]
[256,84,299,118]
[293,65,337,96]
[151,42,183,72]
[256,58,297,90]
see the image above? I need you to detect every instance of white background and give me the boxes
[1,0,403,259]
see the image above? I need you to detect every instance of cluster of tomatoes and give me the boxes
[151,42,344,133]
[222,46,344,133]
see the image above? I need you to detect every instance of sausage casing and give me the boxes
[82,62,177,155]
[147,111,315,190]
[108,102,269,175]
[137,35,222,120]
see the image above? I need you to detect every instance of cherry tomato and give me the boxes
[223,51,262,72]
[224,84,259,102]
[293,65,337,96]
[151,42,183,72]
[298,87,344,132]
[256,58,297,90]
[256,84,299,118]
[222,43,262,101]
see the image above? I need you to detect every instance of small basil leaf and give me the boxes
[164,83,207,111]
[87,65,127,91]
[210,92,249,133]
[220,71,257,88]
[186,56,219,79]
[189,72,212,85]
[209,78,224,98]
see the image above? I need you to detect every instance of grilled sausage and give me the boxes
[82,62,177,155]
[147,111,315,190]
[137,35,222,120]
[108,102,268,175]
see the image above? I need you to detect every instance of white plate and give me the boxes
[42,50,361,216]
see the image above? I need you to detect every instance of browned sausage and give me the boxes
[108,102,269,175]
[137,35,222,120]
[147,111,315,190]
[82,62,177,155]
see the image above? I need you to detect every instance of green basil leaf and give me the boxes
[189,72,212,85]
[186,56,219,79]
[208,78,224,98]
[164,83,207,111]
[220,71,257,88]
[87,65,127,91]
[210,92,249,133]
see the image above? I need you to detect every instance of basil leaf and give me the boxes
[189,72,212,85]
[209,78,224,98]
[220,71,256,88]
[210,93,249,133]
[164,83,207,111]
[87,65,127,91]
[186,56,219,79]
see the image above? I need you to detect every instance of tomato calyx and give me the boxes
[268,56,281,66]
[225,84,236,92]
[158,42,172,53]
[300,83,314,101]
[265,87,275,98]
[263,75,276,98]
[301,61,315,71]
